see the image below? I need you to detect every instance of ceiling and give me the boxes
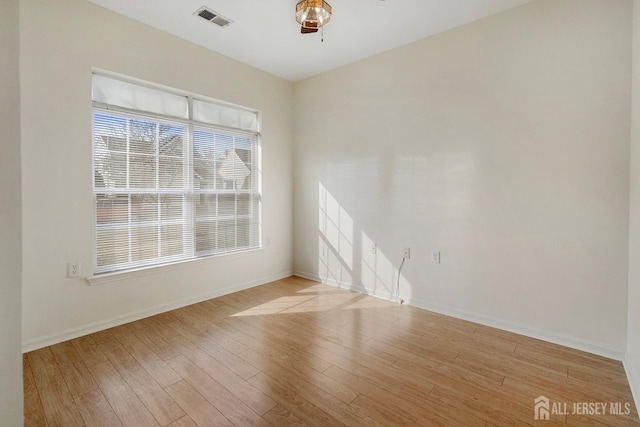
[89,0,533,82]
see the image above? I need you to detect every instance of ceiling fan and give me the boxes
[295,0,332,35]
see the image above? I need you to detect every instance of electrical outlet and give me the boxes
[68,262,80,278]
[432,250,440,264]
[370,243,377,254]
[403,247,411,259]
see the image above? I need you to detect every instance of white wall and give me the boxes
[293,0,632,357]
[627,0,640,411]
[20,0,293,349]
[0,0,23,424]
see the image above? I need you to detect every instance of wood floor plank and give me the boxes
[500,377,640,425]
[23,354,47,427]
[166,415,198,427]
[88,361,159,427]
[28,348,85,427]
[74,388,123,427]
[251,362,382,427]
[92,329,117,345]
[248,372,347,427]
[428,384,542,427]
[162,312,260,380]
[23,277,640,427]
[227,314,311,351]
[99,340,185,425]
[301,343,437,394]
[165,380,234,427]
[170,307,208,329]
[362,333,458,365]
[514,339,623,372]
[336,311,422,340]
[289,320,390,361]
[50,340,98,397]
[319,351,436,412]
[566,413,640,427]
[238,347,359,404]
[308,338,393,373]
[509,340,629,386]
[250,349,358,403]
[71,334,108,367]
[132,320,181,361]
[219,317,334,373]
[394,355,505,391]
[199,298,239,318]
[456,347,568,384]
[293,310,373,344]
[141,315,182,341]
[183,304,248,354]
[420,327,517,355]
[262,404,310,427]
[348,394,422,427]
[568,367,632,394]
[166,334,277,415]
[463,349,634,405]
[166,354,270,426]
[228,326,333,373]
[114,327,182,388]
[324,364,481,427]
[407,312,479,336]
[364,338,505,386]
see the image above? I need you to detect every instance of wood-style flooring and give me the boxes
[24,276,640,426]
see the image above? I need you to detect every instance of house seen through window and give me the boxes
[92,74,261,275]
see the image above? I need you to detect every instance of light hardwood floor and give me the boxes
[24,276,639,426]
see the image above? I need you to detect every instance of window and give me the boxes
[92,74,261,275]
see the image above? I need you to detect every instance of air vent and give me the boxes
[194,6,233,28]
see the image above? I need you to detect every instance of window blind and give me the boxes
[192,99,258,132]
[92,74,261,275]
[92,74,189,119]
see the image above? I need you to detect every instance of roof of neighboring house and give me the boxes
[95,135,251,189]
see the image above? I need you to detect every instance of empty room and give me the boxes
[2,0,640,425]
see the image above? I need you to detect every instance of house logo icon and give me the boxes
[534,396,550,420]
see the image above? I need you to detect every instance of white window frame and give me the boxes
[91,72,262,277]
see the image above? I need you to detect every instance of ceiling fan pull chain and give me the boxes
[321,26,324,42]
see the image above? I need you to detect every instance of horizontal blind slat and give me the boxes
[92,75,261,275]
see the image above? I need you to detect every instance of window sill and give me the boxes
[86,247,264,286]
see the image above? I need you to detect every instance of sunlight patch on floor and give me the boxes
[231,287,398,317]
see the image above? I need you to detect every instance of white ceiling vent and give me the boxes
[194,6,233,28]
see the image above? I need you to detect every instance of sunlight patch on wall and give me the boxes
[318,182,353,285]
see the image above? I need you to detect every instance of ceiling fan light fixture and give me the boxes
[296,0,332,29]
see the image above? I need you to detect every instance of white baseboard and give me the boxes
[22,270,293,353]
[407,298,625,361]
[294,270,625,361]
[623,353,640,415]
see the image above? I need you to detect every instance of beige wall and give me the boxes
[628,0,640,411]
[293,0,632,357]
[20,0,294,349]
[15,0,638,407]
[0,0,23,424]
